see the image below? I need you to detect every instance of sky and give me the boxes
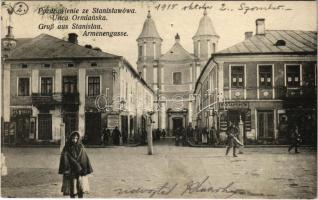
[1,1,316,67]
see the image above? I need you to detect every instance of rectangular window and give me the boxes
[259,65,272,88]
[18,77,30,96]
[231,66,244,88]
[41,77,53,96]
[286,65,300,87]
[63,76,77,94]
[105,88,109,97]
[173,72,182,85]
[153,66,158,84]
[88,76,100,96]
[138,46,142,57]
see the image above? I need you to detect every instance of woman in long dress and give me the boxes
[59,131,93,198]
[202,127,208,144]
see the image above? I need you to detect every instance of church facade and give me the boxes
[136,10,219,134]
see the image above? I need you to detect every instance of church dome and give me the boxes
[137,11,162,40]
[193,9,218,38]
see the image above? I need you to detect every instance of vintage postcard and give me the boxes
[1,0,317,198]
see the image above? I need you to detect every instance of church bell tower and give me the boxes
[193,9,219,76]
[136,11,162,89]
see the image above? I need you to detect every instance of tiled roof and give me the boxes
[8,34,119,60]
[137,11,161,40]
[216,30,317,55]
[160,42,194,61]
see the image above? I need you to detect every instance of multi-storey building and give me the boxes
[194,19,317,145]
[136,10,219,133]
[1,29,154,145]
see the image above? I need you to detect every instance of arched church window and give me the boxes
[198,41,201,57]
[143,42,147,57]
[153,42,156,59]
[138,45,142,58]
[207,40,211,55]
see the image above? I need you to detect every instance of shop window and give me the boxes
[259,65,272,88]
[231,66,244,88]
[286,65,300,87]
[173,72,182,85]
[41,77,53,96]
[18,77,30,96]
[88,76,100,96]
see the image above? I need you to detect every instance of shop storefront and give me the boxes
[9,108,34,144]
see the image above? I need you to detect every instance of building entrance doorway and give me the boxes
[85,112,101,144]
[228,110,241,126]
[38,114,52,141]
[172,117,183,131]
[63,113,78,138]
[258,110,274,143]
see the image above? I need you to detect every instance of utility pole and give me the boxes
[147,112,154,155]
[238,115,244,154]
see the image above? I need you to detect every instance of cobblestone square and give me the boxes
[1,146,317,198]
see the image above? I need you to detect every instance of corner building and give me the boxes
[194,19,317,145]
[137,10,219,134]
[2,30,154,145]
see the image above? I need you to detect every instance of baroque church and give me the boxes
[136,10,219,133]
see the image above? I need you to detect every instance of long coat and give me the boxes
[112,128,121,145]
[59,142,93,195]
[226,126,239,147]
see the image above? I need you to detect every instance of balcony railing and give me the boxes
[62,93,80,105]
[31,93,62,106]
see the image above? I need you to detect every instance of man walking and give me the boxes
[288,125,301,153]
[225,122,240,157]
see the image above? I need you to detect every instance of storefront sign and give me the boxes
[219,102,249,110]
[107,115,119,129]
[11,108,32,117]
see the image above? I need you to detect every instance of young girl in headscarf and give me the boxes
[59,131,93,198]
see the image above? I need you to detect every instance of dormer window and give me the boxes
[43,64,51,68]
[22,64,28,68]
[275,40,286,46]
[91,62,97,67]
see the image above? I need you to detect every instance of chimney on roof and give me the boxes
[175,33,180,43]
[84,44,92,49]
[245,31,253,40]
[5,26,14,39]
[2,26,17,51]
[68,33,78,44]
[256,19,265,35]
